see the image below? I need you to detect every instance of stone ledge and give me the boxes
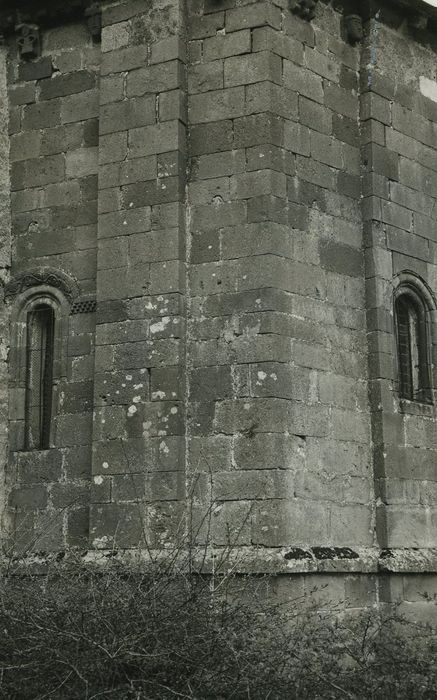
[4,547,437,576]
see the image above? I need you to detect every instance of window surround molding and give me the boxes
[392,271,437,406]
[7,269,78,451]
[4,267,79,305]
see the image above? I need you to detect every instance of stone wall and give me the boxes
[90,0,187,549]
[186,0,373,553]
[362,11,437,549]
[4,15,99,550]
[0,46,12,538]
[2,0,437,611]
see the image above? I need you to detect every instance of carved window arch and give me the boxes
[393,274,436,404]
[6,271,77,452]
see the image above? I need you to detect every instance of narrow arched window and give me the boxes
[25,305,55,449]
[395,290,432,403]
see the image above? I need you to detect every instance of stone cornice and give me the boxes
[1,0,437,34]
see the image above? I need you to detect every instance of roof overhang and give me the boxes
[0,0,90,34]
[1,0,437,34]
[396,0,437,18]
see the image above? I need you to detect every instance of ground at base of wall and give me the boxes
[1,555,437,699]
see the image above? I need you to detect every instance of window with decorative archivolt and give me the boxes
[6,272,74,452]
[25,305,55,450]
[394,284,433,404]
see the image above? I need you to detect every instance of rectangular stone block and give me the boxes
[100,96,155,134]
[381,201,412,230]
[10,131,41,162]
[304,46,340,82]
[101,45,148,76]
[330,505,373,546]
[230,170,286,200]
[150,36,186,65]
[126,60,183,97]
[189,87,245,123]
[101,21,130,53]
[99,131,128,164]
[18,56,53,82]
[299,96,332,135]
[14,154,65,189]
[213,470,293,501]
[9,83,36,106]
[189,60,223,94]
[252,26,303,63]
[319,240,363,277]
[224,51,281,87]
[189,12,225,40]
[61,90,99,124]
[225,3,281,32]
[204,29,251,60]
[251,499,330,547]
[332,113,359,147]
[100,74,125,104]
[66,147,98,178]
[67,508,89,547]
[190,119,233,155]
[9,485,48,510]
[383,505,429,548]
[310,131,343,168]
[283,62,323,103]
[296,155,336,190]
[360,91,391,125]
[56,414,93,447]
[90,503,145,548]
[324,83,357,119]
[363,143,399,181]
[234,112,284,148]
[39,71,96,100]
[129,121,184,158]
[23,100,61,130]
[247,81,297,121]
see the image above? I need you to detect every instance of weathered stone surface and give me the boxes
[3,0,437,618]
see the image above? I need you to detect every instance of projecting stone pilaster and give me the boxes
[90,0,188,550]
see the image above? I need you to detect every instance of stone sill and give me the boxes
[399,398,435,417]
[4,547,437,576]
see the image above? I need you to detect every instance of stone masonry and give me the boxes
[2,0,437,617]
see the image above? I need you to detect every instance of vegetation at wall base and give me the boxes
[0,550,437,699]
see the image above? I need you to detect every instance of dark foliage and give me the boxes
[1,556,437,699]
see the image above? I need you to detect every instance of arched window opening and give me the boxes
[395,292,432,403]
[25,304,55,449]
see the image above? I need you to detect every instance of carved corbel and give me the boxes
[289,0,319,21]
[345,13,363,44]
[85,3,102,41]
[409,13,428,31]
[15,23,40,59]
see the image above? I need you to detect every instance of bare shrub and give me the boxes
[1,548,437,699]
